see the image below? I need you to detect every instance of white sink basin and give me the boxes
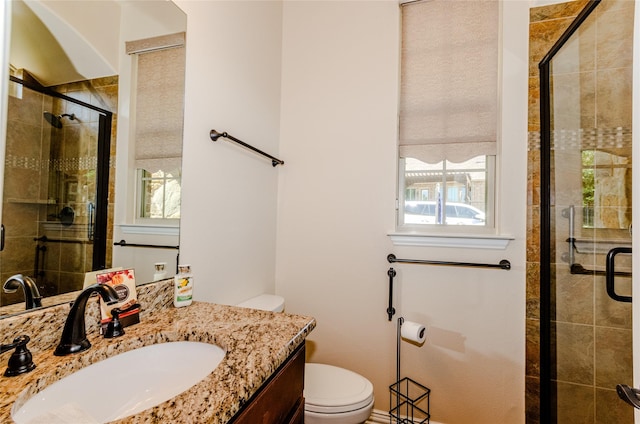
[12,341,225,424]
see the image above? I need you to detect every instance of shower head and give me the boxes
[43,112,76,129]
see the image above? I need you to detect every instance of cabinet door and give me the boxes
[231,343,305,424]
[286,397,305,424]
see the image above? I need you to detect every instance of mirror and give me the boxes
[0,0,186,316]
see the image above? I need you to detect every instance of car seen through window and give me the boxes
[404,201,486,226]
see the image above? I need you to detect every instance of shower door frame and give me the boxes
[7,75,113,270]
[537,0,637,421]
[538,0,601,421]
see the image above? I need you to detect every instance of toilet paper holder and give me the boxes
[390,317,430,424]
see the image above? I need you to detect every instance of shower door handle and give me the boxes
[606,247,632,303]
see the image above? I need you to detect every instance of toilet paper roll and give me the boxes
[401,320,426,344]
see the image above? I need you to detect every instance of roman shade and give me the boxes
[399,0,499,164]
[127,32,186,173]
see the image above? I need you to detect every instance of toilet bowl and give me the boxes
[236,295,375,424]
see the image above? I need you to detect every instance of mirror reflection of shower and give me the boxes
[0,76,114,307]
[43,112,75,129]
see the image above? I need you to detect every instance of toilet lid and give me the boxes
[304,363,374,414]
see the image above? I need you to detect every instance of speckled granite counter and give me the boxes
[0,291,78,318]
[0,282,315,423]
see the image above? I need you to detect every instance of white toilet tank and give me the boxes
[236,294,285,312]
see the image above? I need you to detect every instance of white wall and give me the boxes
[276,0,399,416]
[276,1,528,423]
[112,2,186,284]
[175,1,283,305]
[173,1,528,423]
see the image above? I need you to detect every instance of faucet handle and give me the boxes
[104,302,140,339]
[104,308,125,339]
[1,335,36,377]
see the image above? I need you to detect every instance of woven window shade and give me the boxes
[127,32,186,173]
[399,0,499,164]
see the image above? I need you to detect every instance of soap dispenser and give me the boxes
[173,264,193,307]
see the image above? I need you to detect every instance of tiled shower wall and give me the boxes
[527,1,633,423]
[0,76,117,306]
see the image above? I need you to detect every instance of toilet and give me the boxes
[304,362,374,424]
[237,294,375,424]
[236,293,285,312]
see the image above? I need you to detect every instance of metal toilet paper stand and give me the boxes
[389,317,430,424]
[385,253,511,423]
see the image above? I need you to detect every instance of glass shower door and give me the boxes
[0,77,112,307]
[541,0,634,422]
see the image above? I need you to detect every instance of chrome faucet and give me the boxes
[54,283,119,356]
[3,274,42,310]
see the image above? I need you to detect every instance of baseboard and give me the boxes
[366,409,390,423]
[366,408,445,424]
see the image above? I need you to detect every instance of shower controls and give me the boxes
[59,206,75,226]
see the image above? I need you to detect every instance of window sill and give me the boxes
[118,224,179,236]
[388,232,513,249]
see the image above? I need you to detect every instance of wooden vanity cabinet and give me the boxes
[230,342,305,424]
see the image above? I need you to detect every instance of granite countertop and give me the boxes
[0,301,315,423]
[0,291,79,318]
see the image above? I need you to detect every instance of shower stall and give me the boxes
[0,75,114,306]
[538,0,634,422]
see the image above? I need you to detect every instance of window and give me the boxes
[127,32,185,223]
[397,0,499,231]
[138,169,181,219]
[399,155,494,227]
